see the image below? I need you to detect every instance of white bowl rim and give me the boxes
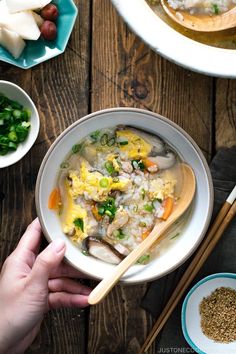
[35,107,214,283]
[181,272,236,354]
[0,80,40,168]
[111,0,236,78]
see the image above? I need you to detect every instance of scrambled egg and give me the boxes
[62,183,87,240]
[116,130,152,159]
[68,161,130,202]
[149,177,176,201]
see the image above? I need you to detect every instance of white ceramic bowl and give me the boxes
[182,273,236,354]
[36,108,213,283]
[0,81,40,168]
[111,0,236,78]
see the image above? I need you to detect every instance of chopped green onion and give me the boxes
[112,177,119,183]
[107,137,116,146]
[99,177,109,188]
[98,207,105,215]
[114,229,126,239]
[100,133,109,146]
[139,221,147,227]
[90,130,100,142]
[119,141,128,146]
[0,94,31,155]
[8,131,17,142]
[60,162,69,169]
[137,254,150,264]
[105,210,112,217]
[144,204,154,212]
[73,218,84,232]
[104,161,115,175]
[212,3,219,14]
[132,159,145,171]
[72,143,82,154]
[133,204,138,212]
[141,188,146,200]
[12,109,22,119]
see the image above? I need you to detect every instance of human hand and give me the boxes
[0,218,91,354]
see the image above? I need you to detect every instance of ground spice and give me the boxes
[199,287,236,343]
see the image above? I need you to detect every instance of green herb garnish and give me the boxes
[119,141,128,145]
[212,3,219,14]
[73,218,84,232]
[137,254,150,264]
[144,203,154,213]
[98,197,117,219]
[100,133,109,146]
[99,177,109,188]
[104,161,115,175]
[90,130,100,142]
[132,159,145,171]
[72,143,83,154]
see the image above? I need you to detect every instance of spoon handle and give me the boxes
[88,221,170,305]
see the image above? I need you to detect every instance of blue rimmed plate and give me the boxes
[182,273,236,354]
[0,0,78,69]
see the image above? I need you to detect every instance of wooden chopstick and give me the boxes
[139,185,236,354]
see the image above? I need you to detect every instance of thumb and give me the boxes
[29,239,66,288]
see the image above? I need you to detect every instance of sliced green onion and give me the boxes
[114,229,126,239]
[104,161,114,175]
[73,218,84,232]
[105,210,112,217]
[99,177,109,188]
[8,141,17,150]
[60,162,69,169]
[144,204,154,212]
[98,207,105,215]
[72,143,82,154]
[90,130,100,142]
[139,221,147,227]
[112,177,119,183]
[100,133,109,146]
[8,131,17,142]
[137,254,150,264]
[107,137,116,146]
[133,204,138,212]
[119,141,128,145]
[141,188,146,200]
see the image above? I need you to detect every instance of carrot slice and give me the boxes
[162,197,174,220]
[91,204,102,221]
[143,158,157,168]
[48,188,61,210]
[142,229,151,240]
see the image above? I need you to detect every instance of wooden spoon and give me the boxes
[88,163,196,305]
[160,0,236,32]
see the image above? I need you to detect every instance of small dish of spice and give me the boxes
[181,273,236,354]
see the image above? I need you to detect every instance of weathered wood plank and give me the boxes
[215,79,236,150]
[0,1,91,353]
[89,0,214,353]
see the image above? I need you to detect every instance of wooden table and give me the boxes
[0,1,236,353]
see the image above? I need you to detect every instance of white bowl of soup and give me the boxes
[36,108,213,283]
[111,0,236,78]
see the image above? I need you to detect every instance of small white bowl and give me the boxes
[0,81,40,168]
[36,107,213,283]
[182,273,236,354]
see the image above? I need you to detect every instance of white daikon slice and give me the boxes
[32,11,44,27]
[0,27,25,59]
[6,0,51,14]
[0,10,40,40]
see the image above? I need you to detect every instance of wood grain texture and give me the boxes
[215,79,236,149]
[0,1,90,353]
[91,0,214,161]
